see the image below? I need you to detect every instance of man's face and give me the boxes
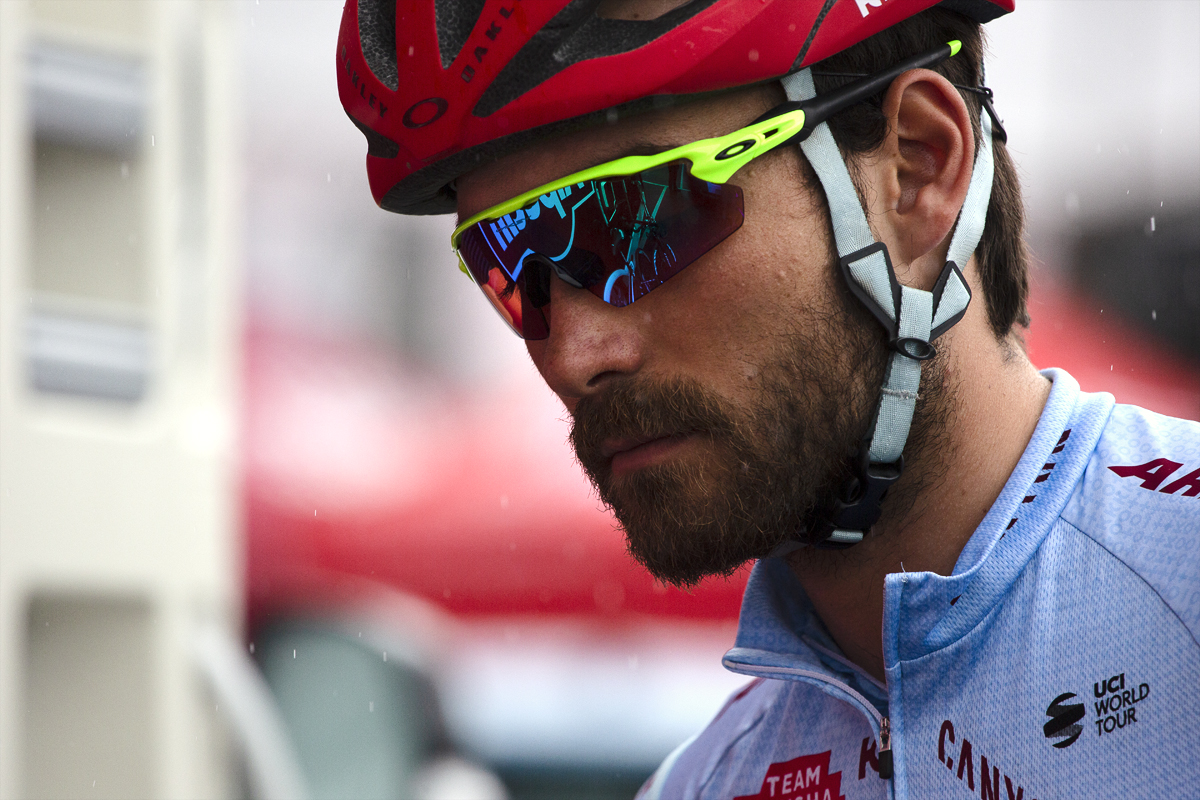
[457,86,888,585]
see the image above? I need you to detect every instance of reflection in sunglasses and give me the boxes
[459,162,743,339]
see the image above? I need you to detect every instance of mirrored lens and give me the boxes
[457,160,744,339]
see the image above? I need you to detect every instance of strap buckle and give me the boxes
[817,452,904,549]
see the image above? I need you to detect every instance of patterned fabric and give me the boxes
[638,369,1200,800]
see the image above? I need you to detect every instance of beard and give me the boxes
[569,294,914,587]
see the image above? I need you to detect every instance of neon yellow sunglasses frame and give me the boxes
[450,109,807,273]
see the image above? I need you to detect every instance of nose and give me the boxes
[526,275,644,408]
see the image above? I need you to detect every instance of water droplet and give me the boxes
[1151,310,1157,321]
[369,701,374,712]
[249,642,255,654]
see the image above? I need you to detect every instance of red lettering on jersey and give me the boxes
[1160,467,1200,497]
[1108,458,1183,491]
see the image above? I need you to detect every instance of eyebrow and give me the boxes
[589,140,679,167]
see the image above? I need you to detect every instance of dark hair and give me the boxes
[812,7,1030,338]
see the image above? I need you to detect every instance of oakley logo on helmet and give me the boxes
[1043,692,1085,748]
[855,0,894,18]
[459,2,519,85]
[402,97,448,129]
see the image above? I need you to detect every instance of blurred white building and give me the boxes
[0,2,250,798]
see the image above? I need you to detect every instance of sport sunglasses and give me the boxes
[451,40,963,340]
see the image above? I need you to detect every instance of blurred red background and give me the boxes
[245,275,1200,630]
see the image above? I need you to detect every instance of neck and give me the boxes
[787,322,1051,684]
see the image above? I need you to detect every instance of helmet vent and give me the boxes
[435,0,488,70]
[358,0,399,90]
[474,0,718,118]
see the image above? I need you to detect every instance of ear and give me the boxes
[860,69,974,290]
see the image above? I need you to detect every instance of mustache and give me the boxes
[569,378,738,478]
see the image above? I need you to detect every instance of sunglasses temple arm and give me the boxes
[759,40,959,144]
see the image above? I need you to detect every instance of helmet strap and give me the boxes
[778,67,996,550]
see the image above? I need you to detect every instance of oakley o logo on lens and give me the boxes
[715,139,756,161]
[403,97,449,129]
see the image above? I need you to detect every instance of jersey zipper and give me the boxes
[878,715,894,779]
[720,659,896,795]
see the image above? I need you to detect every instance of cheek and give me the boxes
[690,187,831,335]
[635,232,795,382]
[525,340,579,412]
[746,181,838,308]
[525,339,549,382]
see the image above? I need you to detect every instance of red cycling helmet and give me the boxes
[337,0,1012,216]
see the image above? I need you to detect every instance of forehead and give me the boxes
[455,83,782,222]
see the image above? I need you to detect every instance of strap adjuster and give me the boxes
[891,337,936,361]
[838,242,902,340]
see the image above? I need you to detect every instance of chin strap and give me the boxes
[779,67,996,549]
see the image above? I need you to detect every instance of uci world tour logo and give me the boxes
[1043,692,1085,748]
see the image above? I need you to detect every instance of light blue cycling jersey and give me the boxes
[639,369,1200,800]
